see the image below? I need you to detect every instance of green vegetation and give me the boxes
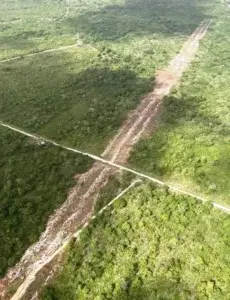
[42,183,230,300]
[0,50,153,153]
[0,0,214,153]
[94,171,136,213]
[0,0,71,60]
[2,2,229,296]
[130,4,230,204]
[0,127,93,277]
[0,0,210,60]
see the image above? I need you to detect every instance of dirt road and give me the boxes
[0,20,211,300]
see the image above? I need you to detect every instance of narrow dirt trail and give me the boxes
[0,2,72,64]
[0,44,77,64]
[0,20,211,300]
[56,0,70,23]
[2,121,228,213]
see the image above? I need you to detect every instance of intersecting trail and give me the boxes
[0,44,77,64]
[0,20,213,300]
[59,0,70,22]
[1,121,230,213]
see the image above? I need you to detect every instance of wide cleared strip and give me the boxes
[1,19,216,300]
[1,122,229,214]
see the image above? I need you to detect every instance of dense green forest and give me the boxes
[1,0,229,297]
[0,127,93,276]
[0,0,211,60]
[130,4,230,204]
[42,183,230,300]
[94,171,136,213]
[0,0,215,153]
[0,51,153,153]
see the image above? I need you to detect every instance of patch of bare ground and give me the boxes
[0,20,211,300]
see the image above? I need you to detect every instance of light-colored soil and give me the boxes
[0,20,211,300]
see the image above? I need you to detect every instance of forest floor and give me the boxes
[0,20,211,300]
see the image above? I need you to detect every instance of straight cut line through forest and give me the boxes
[0,44,77,64]
[1,122,229,215]
[1,20,215,300]
[26,179,141,300]
[74,179,142,236]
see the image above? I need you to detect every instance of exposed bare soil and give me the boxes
[0,20,211,300]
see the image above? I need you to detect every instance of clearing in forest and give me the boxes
[41,182,230,299]
[0,127,93,278]
[2,20,211,300]
[130,5,230,205]
[1,0,227,299]
[0,0,212,154]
